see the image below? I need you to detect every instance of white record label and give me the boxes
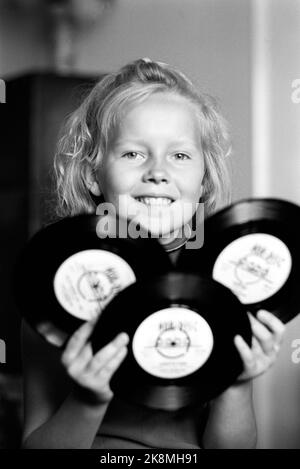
[53,250,136,321]
[132,307,214,379]
[213,233,292,304]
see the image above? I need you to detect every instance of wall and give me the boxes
[0,3,49,77]
[251,0,300,449]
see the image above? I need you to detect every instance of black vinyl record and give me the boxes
[177,198,300,323]
[13,214,173,347]
[90,272,251,410]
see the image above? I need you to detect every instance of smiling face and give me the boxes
[93,92,205,240]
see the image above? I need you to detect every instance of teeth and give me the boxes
[136,197,173,206]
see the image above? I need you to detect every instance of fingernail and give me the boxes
[118,332,130,344]
[257,309,269,318]
[234,335,242,344]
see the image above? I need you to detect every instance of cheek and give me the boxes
[100,166,131,198]
[181,173,204,201]
[191,178,204,196]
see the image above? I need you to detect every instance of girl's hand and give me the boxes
[61,320,129,404]
[234,309,285,382]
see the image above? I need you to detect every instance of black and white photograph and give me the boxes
[0,0,300,453]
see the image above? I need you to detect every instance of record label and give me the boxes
[53,249,136,321]
[132,307,214,379]
[213,233,292,304]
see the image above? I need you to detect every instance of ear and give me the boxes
[84,164,101,196]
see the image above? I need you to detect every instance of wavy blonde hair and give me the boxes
[54,58,231,218]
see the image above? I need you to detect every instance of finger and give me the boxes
[256,310,285,344]
[86,332,129,374]
[67,343,93,378]
[252,334,280,357]
[61,319,97,367]
[248,312,274,354]
[251,335,264,354]
[96,345,128,382]
[234,335,257,374]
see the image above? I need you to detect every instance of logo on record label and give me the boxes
[132,307,214,379]
[213,233,292,304]
[53,250,136,321]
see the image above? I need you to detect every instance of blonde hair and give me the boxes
[54,58,231,218]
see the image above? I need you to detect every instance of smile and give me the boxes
[135,196,173,206]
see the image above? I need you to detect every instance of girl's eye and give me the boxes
[122,151,143,160]
[173,153,190,161]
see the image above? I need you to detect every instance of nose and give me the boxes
[142,160,170,184]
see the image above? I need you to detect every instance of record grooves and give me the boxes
[13,214,173,346]
[90,272,252,410]
[178,198,300,323]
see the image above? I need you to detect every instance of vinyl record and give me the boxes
[90,272,251,410]
[177,198,300,323]
[13,214,173,347]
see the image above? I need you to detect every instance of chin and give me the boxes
[129,214,185,239]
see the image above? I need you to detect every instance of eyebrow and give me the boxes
[113,138,200,149]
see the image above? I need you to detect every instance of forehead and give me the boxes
[116,92,200,139]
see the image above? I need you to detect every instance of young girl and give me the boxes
[21,58,285,449]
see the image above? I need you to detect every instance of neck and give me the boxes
[158,225,191,253]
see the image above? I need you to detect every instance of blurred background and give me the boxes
[0,0,299,449]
